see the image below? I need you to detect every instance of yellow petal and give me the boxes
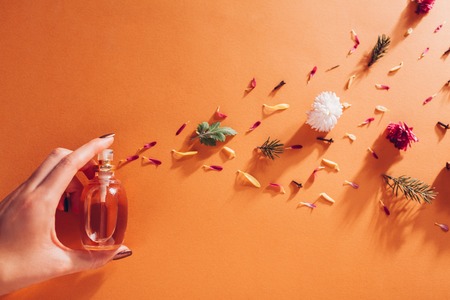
[321,158,340,171]
[389,61,403,72]
[263,103,290,112]
[222,146,236,159]
[171,149,198,159]
[375,105,389,113]
[346,75,356,90]
[345,133,356,141]
[342,102,352,109]
[319,192,335,204]
[237,170,261,188]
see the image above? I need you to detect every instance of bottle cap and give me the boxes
[98,149,114,162]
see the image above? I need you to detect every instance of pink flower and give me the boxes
[415,0,435,14]
[385,122,419,151]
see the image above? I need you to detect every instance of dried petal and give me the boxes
[222,146,236,159]
[123,155,139,162]
[203,165,223,171]
[348,29,360,55]
[326,65,340,72]
[237,170,261,188]
[176,121,189,136]
[321,158,340,171]
[345,133,356,141]
[346,74,356,89]
[367,147,379,159]
[246,77,257,92]
[375,84,390,91]
[375,105,389,113]
[404,28,413,37]
[272,81,286,91]
[268,183,286,194]
[319,192,335,204]
[247,121,261,132]
[137,141,157,152]
[298,202,317,209]
[343,180,359,189]
[423,93,438,105]
[215,106,228,119]
[358,117,375,126]
[379,200,390,216]
[434,21,446,33]
[285,144,303,150]
[342,102,352,109]
[435,222,449,232]
[263,103,290,112]
[389,62,403,73]
[171,149,198,159]
[312,166,325,179]
[307,66,318,84]
[418,47,430,60]
[142,156,162,165]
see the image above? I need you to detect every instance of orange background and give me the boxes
[1,1,450,299]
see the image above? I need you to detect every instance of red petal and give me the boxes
[248,121,261,131]
[126,155,139,161]
[143,141,157,149]
[176,122,189,136]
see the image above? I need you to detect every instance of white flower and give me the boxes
[306,91,343,132]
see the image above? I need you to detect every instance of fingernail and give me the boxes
[113,250,132,261]
[99,133,115,139]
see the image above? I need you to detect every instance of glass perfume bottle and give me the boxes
[80,149,128,250]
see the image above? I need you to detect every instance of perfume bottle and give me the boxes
[80,149,128,250]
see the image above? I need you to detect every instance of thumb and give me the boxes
[68,245,132,272]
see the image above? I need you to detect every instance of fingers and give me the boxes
[37,135,114,206]
[67,245,132,273]
[26,148,73,190]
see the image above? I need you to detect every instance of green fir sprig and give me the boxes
[257,137,284,160]
[368,34,391,67]
[382,174,437,204]
[193,121,237,146]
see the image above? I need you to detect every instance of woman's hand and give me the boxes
[0,134,131,296]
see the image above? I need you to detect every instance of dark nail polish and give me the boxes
[99,133,115,139]
[113,250,132,261]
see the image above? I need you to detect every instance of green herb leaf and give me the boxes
[194,121,237,146]
[382,174,437,204]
